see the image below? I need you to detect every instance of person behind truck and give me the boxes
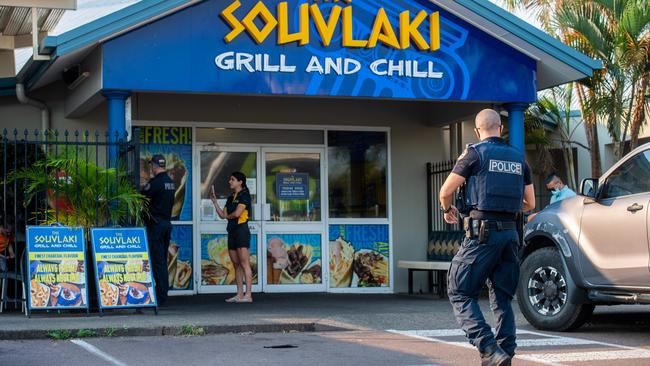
[141,154,175,306]
[546,173,576,204]
[527,173,577,222]
[439,109,536,366]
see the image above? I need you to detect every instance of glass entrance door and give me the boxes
[197,147,262,293]
[261,148,326,292]
[196,145,326,293]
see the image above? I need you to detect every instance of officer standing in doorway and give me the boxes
[142,154,175,306]
[439,109,535,366]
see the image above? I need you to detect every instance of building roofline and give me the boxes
[20,0,602,91]
[456,0,602,76]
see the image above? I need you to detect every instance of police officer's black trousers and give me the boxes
[147,220,172,305]
[447,229,520,357]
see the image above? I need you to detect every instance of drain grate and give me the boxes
[264,345,298,349]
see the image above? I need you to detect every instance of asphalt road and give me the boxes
[2,305,650,366]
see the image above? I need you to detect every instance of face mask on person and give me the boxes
[547,186,561,194]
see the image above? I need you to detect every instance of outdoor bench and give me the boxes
[399,230,464,297]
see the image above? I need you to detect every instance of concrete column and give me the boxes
[505,103,529,153]
[103,90,130,165]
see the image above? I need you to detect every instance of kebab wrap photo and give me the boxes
[329,238,354,288]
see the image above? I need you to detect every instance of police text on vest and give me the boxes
[488,160,522,175]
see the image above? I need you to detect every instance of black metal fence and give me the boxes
[427,160,461,232]
[0,129,139,312]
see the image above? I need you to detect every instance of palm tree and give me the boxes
[501,0,606,177]
[558,0,650,155]
[527,85,585,189]
[500,0,564,34]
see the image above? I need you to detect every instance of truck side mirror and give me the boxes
[580,178,599,198]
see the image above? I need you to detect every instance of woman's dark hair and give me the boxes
[231,171,248,189]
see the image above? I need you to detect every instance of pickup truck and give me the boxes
[519,143,650,331]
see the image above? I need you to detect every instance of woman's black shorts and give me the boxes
[227,225,251,250]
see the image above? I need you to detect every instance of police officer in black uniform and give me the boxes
[142,154,175,306]
[439,109,535,366]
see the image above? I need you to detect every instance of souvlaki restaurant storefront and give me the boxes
[3,0,600,295]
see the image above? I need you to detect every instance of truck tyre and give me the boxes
[517,247,594,331]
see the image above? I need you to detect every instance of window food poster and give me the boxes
[266,233,322,285]
[169,225,193,291]
[139,126,193,221]
[328,225,389,288]
[201,233,258,286]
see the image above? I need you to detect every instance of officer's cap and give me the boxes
[150,154,166,168]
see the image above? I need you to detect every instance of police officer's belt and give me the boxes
[464,217,517,242]
[474,220,516,231]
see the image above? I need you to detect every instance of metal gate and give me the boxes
[426,160,461,232]
[0,129,139,311]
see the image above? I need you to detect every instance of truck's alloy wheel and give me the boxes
[527,266,567,316]
[517,247,594,331]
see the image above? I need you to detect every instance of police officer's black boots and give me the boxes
[480,344,511,366]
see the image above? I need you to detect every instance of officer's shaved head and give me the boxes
[474,109,502,140]
[475,109,502,130]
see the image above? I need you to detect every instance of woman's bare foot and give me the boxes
[236,295,253,303]
[225,295,242,303]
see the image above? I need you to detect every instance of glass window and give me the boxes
[196,128,324,145]
[199,151,258,220]
[265,152,321,222]
[602,151,650,199]
[328,131,388,218]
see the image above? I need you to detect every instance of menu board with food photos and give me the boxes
[200,233,258,286]
[139,126,193,221]
[26,226,89,312]
[168,225,193,291]
[90,228,157,309]
[266,233,322,285]
[329,225,390,288]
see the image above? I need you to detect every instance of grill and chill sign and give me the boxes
[103,0,537,102]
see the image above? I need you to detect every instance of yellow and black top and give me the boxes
[225,188,251,232]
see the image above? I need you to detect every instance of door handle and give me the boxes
[627,203,644,212]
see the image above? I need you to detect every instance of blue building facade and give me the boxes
[0,0,600,294]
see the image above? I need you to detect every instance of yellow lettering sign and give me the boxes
[399,10,429,51]
[221,1,440,52]
[367,8,400,49]
[278,2,309,45]
[309,4,341,47]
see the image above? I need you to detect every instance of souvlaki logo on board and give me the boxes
[217,0,445,79]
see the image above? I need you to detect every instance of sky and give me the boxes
[14,0,541,74]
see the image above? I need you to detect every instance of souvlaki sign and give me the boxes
[216,0,444,79]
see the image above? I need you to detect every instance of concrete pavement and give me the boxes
[1,293,650,340]
[0,293,468,339]
[1,293,650,365]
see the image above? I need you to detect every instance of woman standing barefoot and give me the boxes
[210,172,253,303]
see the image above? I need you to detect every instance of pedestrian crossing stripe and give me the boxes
[388,329,650,365]
[518,350,650,363]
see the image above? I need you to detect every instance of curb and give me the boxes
[0,322,347,340]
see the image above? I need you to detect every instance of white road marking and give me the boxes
[387,329,564,366]
[390,328,650,365]
[442,337,597,349]
[387,330,565,366]
[387,329,537,338]
[518,350,650,363]
[70,339,129,366]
